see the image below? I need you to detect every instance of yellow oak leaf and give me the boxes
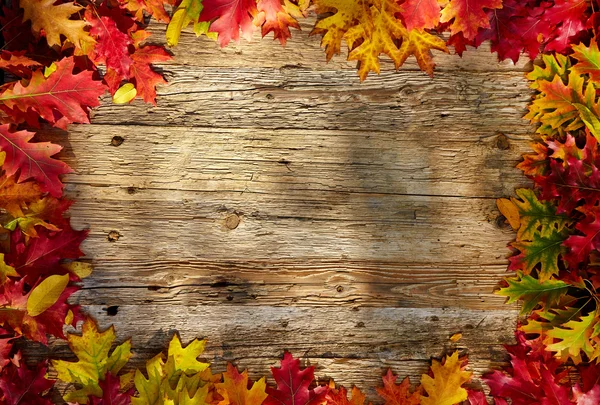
[52,319,132,404]
[419,351,471,405]
[21,0,95,50]
[216,363,268,405]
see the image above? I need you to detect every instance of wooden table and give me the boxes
[38,16,533,396]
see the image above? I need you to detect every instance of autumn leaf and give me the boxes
[254,0,306,45]
[497,272,570,314]
[439,0,502,41]
[564,206,600,269]
[508,229,568,282]
[120,0,173,23]
[572,41,600,83]
[166,0,213,46]
[516,141,550,177]
[0,358,54,405]
[0,57,106,129]
[326,382,366,405]
[265,352,327,405]
[400,0,441,30]
[132,334,210,405]
[20,0,95,50]
[199,0,258,46]
[0,175,42,218]
[216,363,268,405]
[420,351,471,405]
[376,369,420,405]
[526,53,571,90]
[129,38,172,104]
[53,319,133,404]
[546,310,600,364]
[0,51,41,78]
[4,196,70,238]
[0,254,18,284]
[0,126,72,197]
[89,373,134,405]
[311,0,366,61]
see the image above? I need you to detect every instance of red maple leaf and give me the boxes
[0,51,41,78]
[254,0,302,45]
[200,0,258,47]
[265,352,328,405]
[400,0,441,30]
[0,358,54,405]
[0,57,106,129]
[0,125,72,197]
[542,0,589,53]
[129,42,172,104]
[564,207,600,269]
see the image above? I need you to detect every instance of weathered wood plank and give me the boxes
[31,306,517,396]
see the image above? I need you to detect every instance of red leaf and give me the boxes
[87,8,134,78]
[200,0,258,47]
[400,0,441,30]
[0,57,106,129]
[130,43,171,104]
[440,0,503,41]
[254,0,302,45]
[0,51,41,78]
[542,0,588,53]
[376,369,420,405]
[265,352,328,405]
[0,358,54,405]
[564,207,600,269]
[0,125,72,197]
[90,373,134,405]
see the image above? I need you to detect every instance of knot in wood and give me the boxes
[111,136,124,147]
[496,133,510,150]
[107,230,121,242]
[225,214,240,230]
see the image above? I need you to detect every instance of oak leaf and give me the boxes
[439,0,502,41]
[326,382,366,405]
[89,373,134,405]
[508,229,568,282]
[546,310,600,364]
[254,0,306,45]
[0,57,106,129]
[0,51,41,78]
[0,175,42,218]
[376,369,420,405]
[497,272,570,314]
[400,0,441,30]
[20,0,95,49]
[0,126,71,197]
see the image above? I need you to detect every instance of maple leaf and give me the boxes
[216,363,268,405]
[0,126,71,197]
[497,188,571,241]
[265,352,327,405]
[120,0,173,23]
[572,41,600,83]
[526,71,598,137]
[0,358,54,405]
[497,272,570,314]
[254,0,306,45]
[541,0,589,54]
[400,0,441,30]
[199,0,258,46]
[517,141,550,177]
[326,382,366,405]
[311,0,366,61]
[0,57,106,129]
[439,0,502,41]
[527,53,571,91]
[132,334,210,404]
[546,310,600,364]
[420,351,471,405]
[129,38,172,104]
[508,229,568,282]
[376,369,420,405]
[20,0,95,50]
[53,319,132,404]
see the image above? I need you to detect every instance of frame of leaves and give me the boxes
[0,0,599,403]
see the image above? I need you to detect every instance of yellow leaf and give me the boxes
[113,83,137,104]
[216,364,268,405]
[496,198,520,230]
[44,62,57,78]
[65,309,74,325]
[62,261,93,279]
[52,319,132,403]
[21,0,95,50]
[0,253,18,284]
[449,333,462,342]
[166,0,204,46]
[420,351,471,405]
[26,274,69,317]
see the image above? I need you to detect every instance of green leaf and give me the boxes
[509,230,567,282]
[546,310,600,364]
[52,319,132,404]
[497,272,569,314]
[574,103,600,142]
[166,0,215,46]
[572,41,600,82]
[26,273,69,316]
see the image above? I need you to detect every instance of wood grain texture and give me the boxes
[38,14,536,397]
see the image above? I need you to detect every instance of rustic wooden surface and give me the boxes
[34,15,536,398]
